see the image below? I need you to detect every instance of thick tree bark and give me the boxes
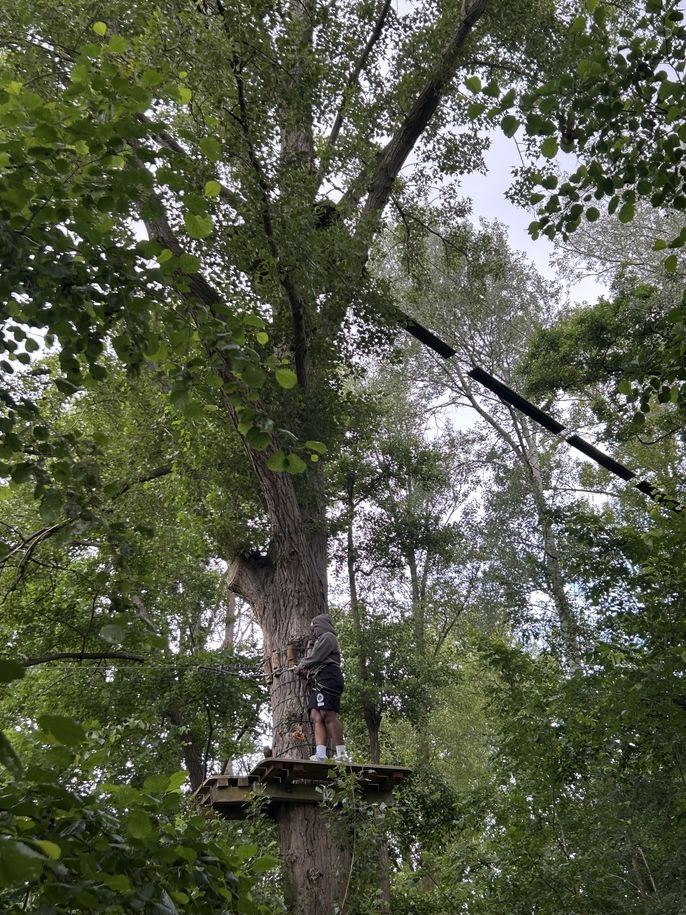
[277,804,352,915]
[228,467,352,915]
[138,0,490,905]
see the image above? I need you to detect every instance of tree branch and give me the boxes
[316,0,393,187]
[22,651,146,668]
[354,0,487,222]
[0,465,174,572]
[227,552,274,619]
[111,464,172,500]
[135,114,244,210]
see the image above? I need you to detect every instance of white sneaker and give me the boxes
[334,752,351,763]
[309,754,328,762]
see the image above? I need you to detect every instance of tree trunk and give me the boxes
[277,804,352,915]
[519,421,582,667]
[229,465,354,914]
[165,707,205,792]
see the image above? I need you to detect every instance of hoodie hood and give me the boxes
[311,614,336,638]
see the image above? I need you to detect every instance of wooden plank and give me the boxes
[248,757,411,786]
[194,758,412,820]
[201,779,397,821]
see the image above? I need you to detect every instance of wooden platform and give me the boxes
[194,757,412,820]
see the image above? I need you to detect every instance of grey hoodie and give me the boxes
[298,614,341,672]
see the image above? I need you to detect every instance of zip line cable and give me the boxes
[394,309,684,514]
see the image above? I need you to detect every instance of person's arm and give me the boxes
[296,633,334,672]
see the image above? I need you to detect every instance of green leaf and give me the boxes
[0,659,25,683]
[199,137,221,161]
[39,490,63,524]
[266,450,287,472]
[664,254,678,273]
[653,238,667,251]
[284,453,307,474]
[255,331,269,345]
[92,21,107,36]
[128,810,153,840]
[540,137,558,158]
[618,202,635,224]
[233,843,259,861]
[465,76,481,92]
[243,314,265,328]
[144,773,172,792]
[179,253,201,273]
[174,845,198,863]
[499,88,516,109]
[501,115,520,137]
[467,102,486,119]
[250,854,279,874]
[275,368,298,389]
[166,771,188,791]
[37,715,86,747]
[108,35,129,53]
[178,86,192,104]
[204,180,221,198]
[184,213,214,239]
[242,364,267,388]
[100,623,126,645]
[246,430,270,451]
[11,463,33,484]
[586,206,600,222]
[102,874,132,893]
[33,840,61,861]
[304,440,327,454]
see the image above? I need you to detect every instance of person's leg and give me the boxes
[310,709,327,759]
[321,709,347,756]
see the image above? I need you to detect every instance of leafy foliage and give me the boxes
[0,718,279,913]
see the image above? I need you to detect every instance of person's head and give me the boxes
[311,613,336,638]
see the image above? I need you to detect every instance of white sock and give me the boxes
[336,745,347,756]
[316,745,327,759]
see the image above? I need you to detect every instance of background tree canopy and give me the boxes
[0,0,685,912]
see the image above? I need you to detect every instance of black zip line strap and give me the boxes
[397,310,684,514]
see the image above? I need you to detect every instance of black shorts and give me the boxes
[307,664,344,713]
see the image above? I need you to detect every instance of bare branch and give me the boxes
[317,0,393,186]
[22,651,146,668]
[111,464,172,500]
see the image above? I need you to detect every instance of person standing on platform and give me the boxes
[294,613,350,762]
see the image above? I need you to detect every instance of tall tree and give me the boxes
[0,1,607,908]
[394,221,587,663]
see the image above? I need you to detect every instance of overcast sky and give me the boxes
[460,129,608,307]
